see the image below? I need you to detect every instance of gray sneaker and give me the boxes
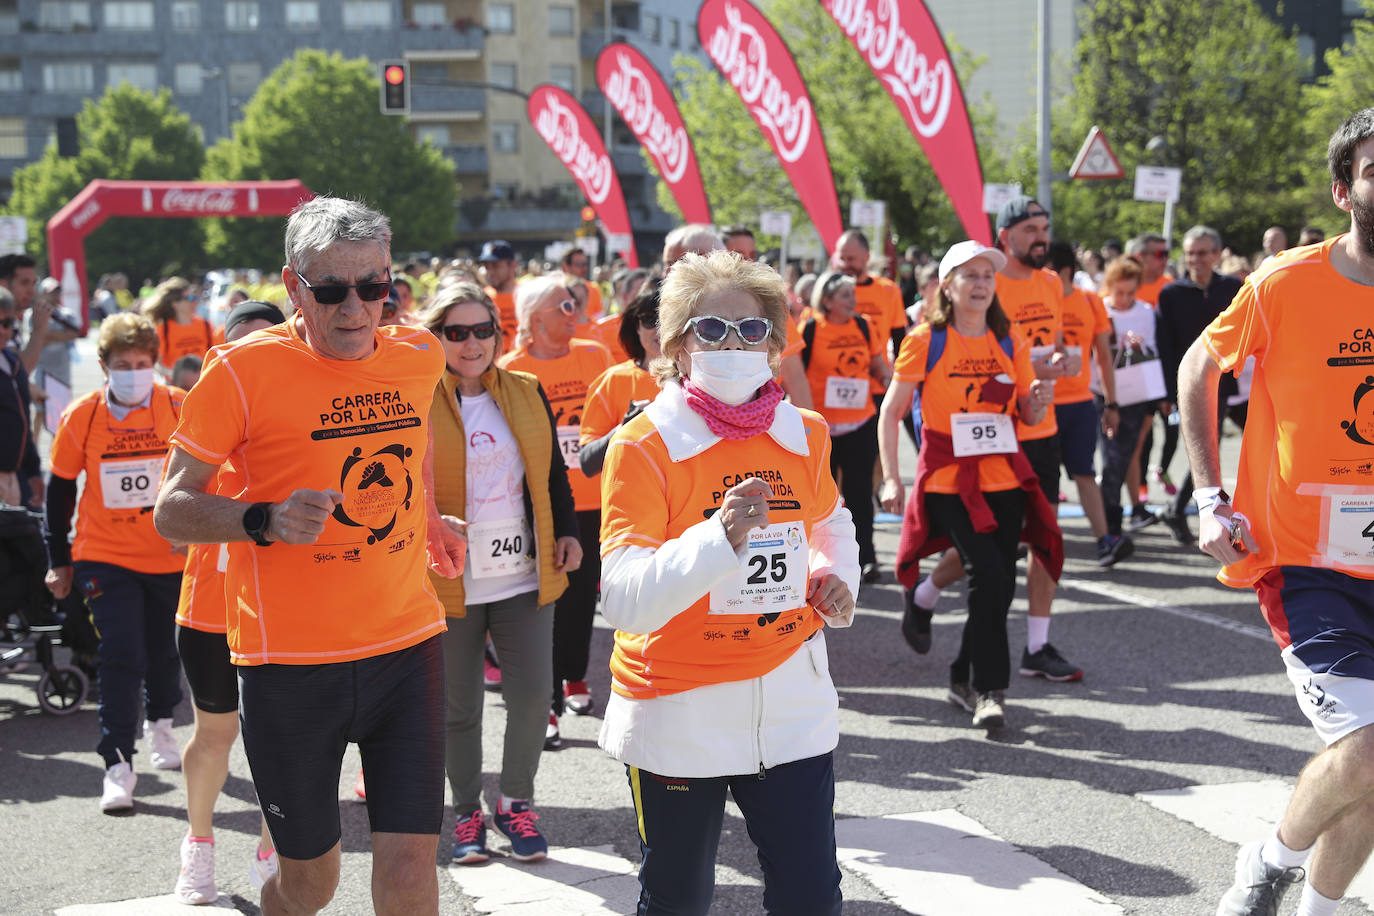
[972,691,1006,729]
[947,682,976,714]
[1216,841,1304,916]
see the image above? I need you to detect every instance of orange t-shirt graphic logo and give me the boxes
[333,443,415,544]
[1343,376,1374,446]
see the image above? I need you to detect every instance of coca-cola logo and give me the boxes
[705,3,813,164]
[161,188,238,213]
[533,94,613,205]
[824,0,952,138]
[71,200,101,231]
[603,52,691,184]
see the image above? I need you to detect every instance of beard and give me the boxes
[1017,244,1048,269]
[1353,187,1374,257]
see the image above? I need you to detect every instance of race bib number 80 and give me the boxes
[99,456,162,510]
[708,521,808,614]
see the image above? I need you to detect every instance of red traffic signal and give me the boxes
[580,206,596,223]
[380,60,409,115]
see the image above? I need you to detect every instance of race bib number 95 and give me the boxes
[951,412,1017,457]
[708,521,808,614]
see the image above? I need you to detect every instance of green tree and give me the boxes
[1302,1,1374,236]
[664,0,1007,257]
[201,50,458,270]
[1034,0,1309,253]
[6,84,205,283]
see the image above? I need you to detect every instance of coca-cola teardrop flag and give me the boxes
[698,0,843,251]
[527,85,639,268]
[820,0,988,244]
[596,43,712,225]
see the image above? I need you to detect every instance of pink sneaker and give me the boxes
[484,656,502,691]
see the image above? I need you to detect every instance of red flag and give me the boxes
[527,85,640,268]
[819,0,989,244]
[698,0,843,252]
[596,43,712,225]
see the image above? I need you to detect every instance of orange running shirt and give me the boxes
[996,270,1062,439]
[487,287,518,353]
[802,314,885,427]
[1202,237,1374,586]
[584,283,604,319]
[892,323,1036,493]
[782,316,804,361]
[1056,287,1110,405]
[600,407,838,698]
[169,321,447,665]
[589,312,630,364]
[176,543,226,633]
[852,275,904,394]
[1134,274,1171,306]
[581,360,660,450]
[498,338,613,510]
[158,317,214,370]
[49,384,186,575]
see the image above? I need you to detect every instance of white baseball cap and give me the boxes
[938,240,1007,281]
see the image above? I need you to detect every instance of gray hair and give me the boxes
[1125,233,1166,256]
[284,197,391,275]
[513,275,567,349]
[811,270,855,312]
[1182,225,1222,251]
[794,272,817,304]
[663,223,723,264]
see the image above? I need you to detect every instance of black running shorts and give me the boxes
[1021,434,1063,505]
[176,625,239,715]
[238,635,445,860]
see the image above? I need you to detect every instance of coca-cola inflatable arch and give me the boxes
[47,179,315,329]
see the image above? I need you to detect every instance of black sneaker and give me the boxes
[1161,509,1195,545]
[901,579,934,654]
[1096,533,1135,567]
[1019,643,1083,682]
[861,562,881,584]
[1216,841,1303,916]
[1126,507,1158,531]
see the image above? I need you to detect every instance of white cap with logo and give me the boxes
[938,240,1007,281]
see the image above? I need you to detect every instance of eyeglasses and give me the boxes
[293,269,392,306]
[687,315,773,346]
[639,311,659,330]
[442,321,497,342]
[541,298,577,317]
[1149,250,1169,260]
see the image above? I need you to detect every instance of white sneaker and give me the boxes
[144,718,181,770]
[248,847,279,893]
[100,760,136,813]
[174,834,218,905]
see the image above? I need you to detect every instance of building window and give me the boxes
[285,1,317,28]
[667,17,679,48]
[227,61,261,96]
[0,116,24,158]
[643,12,659,42]
[416,124,450,147]
[0,60,20,92]
[492,122,517,153]
[39,2,92,29]
[411,2,444,27]
[104,1,153,28]
[107,62,157,92]
[413,60,446,81]
[174,63,202,94]
[549,64,573,92]
[343,1,389,28]
[548,5,573,36]
[487,2,513,34]
[43,62,94,92]
[224,1,258,30]
[170,0,198,29]
[491,181,518,200]
[490,62,516,90]
[1343,0,1363,13]
[0,1,16,34]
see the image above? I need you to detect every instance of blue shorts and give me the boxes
[1055,399,1099,478]
[1255,566,1374,745]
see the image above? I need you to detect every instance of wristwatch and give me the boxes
[242,502,275,547]
[1104,402,1120,410]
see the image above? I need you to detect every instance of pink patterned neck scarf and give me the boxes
[681,378,785,440]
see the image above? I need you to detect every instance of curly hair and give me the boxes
[98,312,159,363]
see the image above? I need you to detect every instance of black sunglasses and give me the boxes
[442,321,497,342]
[687,315,772,346]
[293,269,392,306]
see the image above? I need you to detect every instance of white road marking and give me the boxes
[446,844,639,915]
[835,809,1123,914]
[56,894,239,914]
[1138,780,1374,909]
[1062,577,1273,643]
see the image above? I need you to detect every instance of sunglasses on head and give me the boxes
[687,315,772,346]
[442,321,497,342]
[293,269,392,306]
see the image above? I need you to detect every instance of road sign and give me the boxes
[574,236,600,260]
[604,232,632,260]
[1134,166,1182,204]
[850,199,885,228]
[0,216,26,255]
[1069,126,1124,180]
[760,210,792,236]
[981,183,1022,214]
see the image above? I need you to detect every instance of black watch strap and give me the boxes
[1105,402,1120,410]
[242,501,274,547]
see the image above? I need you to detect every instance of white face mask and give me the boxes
[684,349,772,406]
[107,368,155,405]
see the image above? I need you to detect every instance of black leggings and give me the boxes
[925,490,1025,693]
[552,509,601,713]
[829,415,878,567]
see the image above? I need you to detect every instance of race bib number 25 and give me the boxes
[708,521,808,614]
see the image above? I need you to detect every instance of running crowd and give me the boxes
[1,108,1370,916]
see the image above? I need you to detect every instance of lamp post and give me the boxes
[1146,134,1175,250]
[200,68,230,142]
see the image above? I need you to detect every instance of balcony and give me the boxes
[444,143,487,173]
[580,28,638,59]
[399,20,485,56]
[411,85,485,116]
[0,25,159,55]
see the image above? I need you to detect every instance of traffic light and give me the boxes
[380,60,409,115]
[579,206,596,237]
